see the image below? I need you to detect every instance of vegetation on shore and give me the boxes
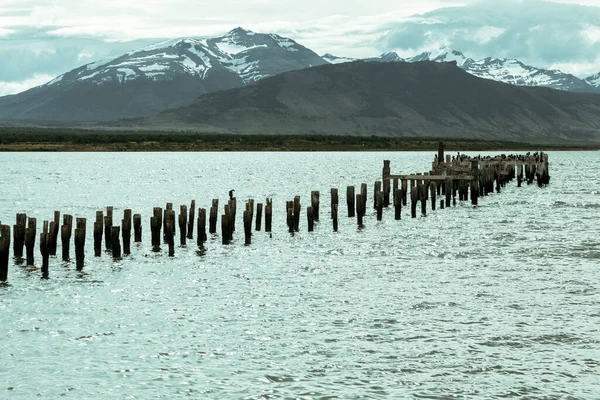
[0,128,597,152]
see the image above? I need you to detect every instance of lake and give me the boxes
[1,151,599,399]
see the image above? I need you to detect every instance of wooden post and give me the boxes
[293,196,301,232]
[60,215,71,262]
[383,178,391,208]
[419,184,427,216]
[151,207,162,251]
[393,178,399,210]
[307,207,314,232]
[13,213,26,259]
[75,218,86,270]
[40,221,49,279]
[440,199,445,209]
[165,220,174,256]
[243,209,252,245]
[94,211,103,257]
[111,226,121,259]
[311,191,320,221]
[430,182,437,211]
[410,187,417,218]
[179,205,187,246]
[209,199,218,234]
[517,163,523,187]
[401,180,408,206]
[104,206,113,249]
[187,200,195,240]
[121,209,132,255]
[382,160,390,180]
[0,225,10,281]
[394,188,402,220]
[356,194,364,226]
[197,208,207,246]
[347,186,355,217]
[256,203,263,231]
[438,141,445,166]
[286,202,294,234]
[265,198,273,233]
[49,211,60,257]
[373,181,381,209]
[133,214,142,243]
[164,203,173,241]
[376,191,384,221]
[332,203,338,232]
[360,183,368,216]
[221,214,230,245]
[330,188,338,219]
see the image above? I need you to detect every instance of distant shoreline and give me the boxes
[0,129,598,152]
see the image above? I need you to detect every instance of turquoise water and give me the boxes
[0,151,599,399]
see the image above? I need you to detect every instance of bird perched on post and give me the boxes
[229,189,235,199]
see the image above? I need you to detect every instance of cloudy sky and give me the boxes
[2,0,600,96]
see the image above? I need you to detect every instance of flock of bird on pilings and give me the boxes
[0,142,550,282]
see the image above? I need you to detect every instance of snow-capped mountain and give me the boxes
[322,53,356,64]
[324,47,600,94]
[0,27,327,121]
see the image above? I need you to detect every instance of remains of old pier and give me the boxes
[0,143,549,282]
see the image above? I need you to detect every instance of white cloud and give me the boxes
[0,74,54,96]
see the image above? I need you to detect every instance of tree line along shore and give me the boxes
[0,129,597,151]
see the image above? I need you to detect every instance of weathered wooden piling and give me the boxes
[221,214,230,245]
[256,203,263,231]
[94,211,103,257]
[165,219,174,256]
[347,186,355,217]
[265,198,273,233]
[164,203,173,241]
[209,199,218,234]
[230,198,237,233]
[111,226,121,259]
[332,203,338,232]
[122,209,132,255]
[419,184,427,216]
[0,224,10,281]
[470,160,479,206]
[440,200,445,209]
[13,213,26,259]
[383,178,391,208]
[373,181,381,209]
[401,180,408,206]
[179,205,187,246]
[331,188,339,219]
[430,182,437,211]
[517,163,523,187]
[40,221,49,278]
[187,200,195,240]
[311,191,320,221]
[61,215,71,262]
[197,208,207,246]
[360,183,368,216]
[293,196,301,232]
[376,191,384,221]
[104,206,113,249]
[49,211,60,256]
[243,207,252,245]
[411,186,418,218]
[394,188,402,220]
[151,207,162,251]
[74,218,86,270]
[133,214,142,243]
[307,207,314,232]
[286,201,294,234]
[25,218,37,265]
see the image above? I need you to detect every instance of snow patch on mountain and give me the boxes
[322,53,356,64]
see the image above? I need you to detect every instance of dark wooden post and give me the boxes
[332,204,338,232]
[60,215,71,262]
[347,186,355,217]
[356,194,364,226]
[209,199,218,234]
[419,184,427,216]
[104,206,113,249]
[40,221,49,279]
[75,218,86,270]
[286,201,294,234]
[410,186,418,218]
[517,163,523,187]
[445,178,452,207]
[197,208,207,246]
[13,213,26,259]
[179,205,187,246]
[392,178,399,210]
[293,196,301,232]
[49,211,60,256]
[187,200,195,240]
[133,214,142,243]
[311,191,320,221]
[383,178,391,208]
[440,200,445,209]
[121,209,132,255]
[401,180,408,206]
[111,226,121,259]
[151,207,162,251]
[164,203,173,241]
[438,141,445,167]
[394,188,402,220]
[0,224,10,281]
[221,214,230,245]
[360,183,368,216]
[307,207,314,232]
[373,181,381,209]
[26,218,38,265]
[165,220,174,256]
[330,188,338,219]
[265,198,273,233]
[256,203,263,231]
[243,208,252,245]
[376,191,384,221]
[430,182,437,211]
[94,211,103,257]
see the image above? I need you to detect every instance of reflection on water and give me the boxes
[0,151,599,399]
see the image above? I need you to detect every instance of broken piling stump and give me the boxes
[75,218,86,270]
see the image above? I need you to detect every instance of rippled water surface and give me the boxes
[0,151,599,399]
